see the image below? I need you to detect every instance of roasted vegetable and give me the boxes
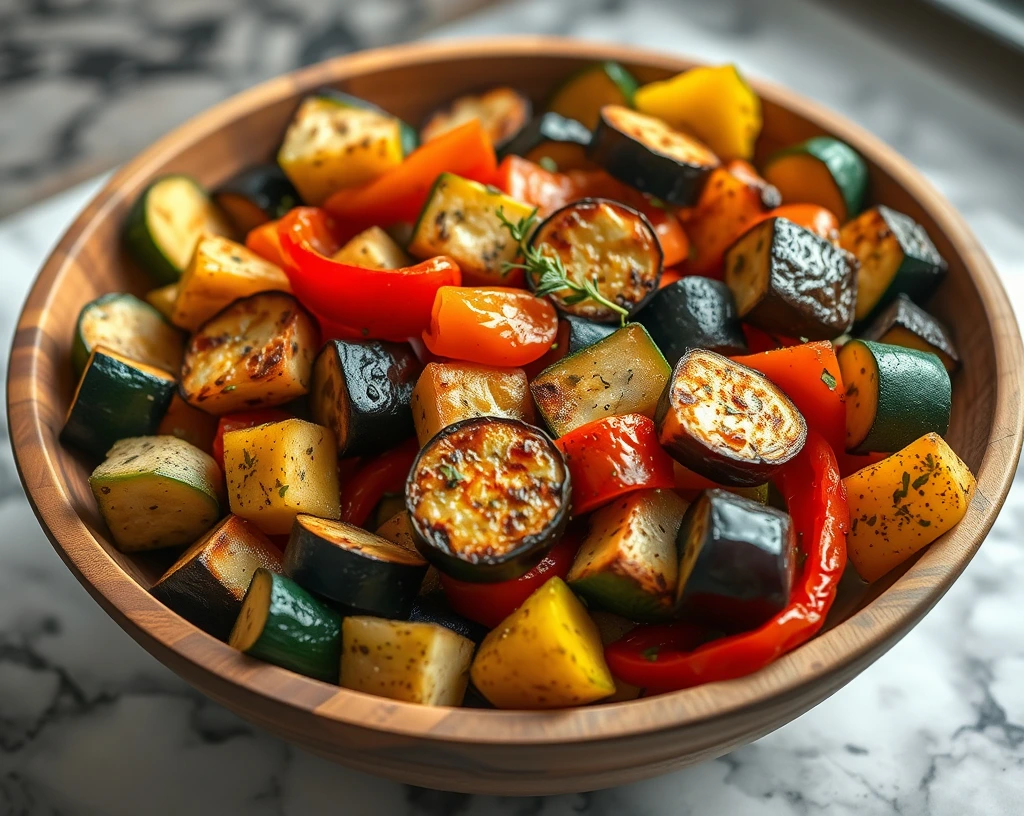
[311,339,420,457]
[589,611,642,701]
[470,577,614,709]
[283,514,427,618]
[406,417,571,582]
[181,292,317,415]
[72,293,184,375]
[156,394,218,453]
[213,164,301,233]
[840,205,947,324]
[634,276,747,365]
[409,362,534,446]
[223,418,339,535]
[313,88,418,155]
[230,568,342,683]
[655,349,807,486]
[62,347,177,458]
[341,617,475,706]
[421,86,531,151]
[844,433,975,581]
[145,283,179,320]
[567,488,689,621]
[838,339,951,454]
[527,198,663,322]
[332,225,411,270]
[588,105,719,207]
[860,293,960,373]
[675,489,795,631]
[151,515,282,640]
[531,323,670,437]
[724,216,856,340]
[171,235,292,331]
[90,436,223,552]
[763,136,867,222]
[546,61,639,129]
[408,591,489,644]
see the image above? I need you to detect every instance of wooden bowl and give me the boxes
[8,38,1023,795]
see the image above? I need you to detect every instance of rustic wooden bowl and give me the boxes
[8,38,1023,795]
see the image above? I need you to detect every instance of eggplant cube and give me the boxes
[675,489,795,632]
[725,216,855,340]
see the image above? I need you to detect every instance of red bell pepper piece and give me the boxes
[211,408,293,470]
[323,120,497,231]
[732,341,846,454]
[245,218,288,267]
[741,325,802,354]
[494,155,577,217]
[605,430,849,692]
[440,528,582,628]
[277,207,462,341]
[338,439,419,528]
[422,286,557,367]
[555,414,676,515]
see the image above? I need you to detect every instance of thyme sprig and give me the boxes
[495,207,628,326]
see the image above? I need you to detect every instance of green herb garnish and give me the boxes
[820,369,837,390]
[439,464,464,488]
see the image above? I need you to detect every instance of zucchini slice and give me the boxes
[409,362,534,447]
[341,617,474,706]
[123,174,233,286]
[860,294,960,373]
[72,292,185,375]
[724,216,856,340]
[530,323,670,437]
[171,235,292,332]
[497,111,594,170]
[276,96,404,205]
[561,314,616,354]
[332,226,411,270]
[655,349,807,486]
[838,339,951,454]
[406,417,571,582]
[62,347,177,459]
[840,206,947,324]
[283,514,428,618]
[763,136,867,222]
[89,435,223,552]
[212,164,301,234]
[634,277,747,366]
[567,488,689,622]
[588,105,719,207]
[675,489,795,631]
[145,283,178,320]
[407,173,535,286]
[547,61,639,129]
[151,514,282,640]
[421,86,532,151]
[223,418,340,536]
[311,339,421,457]
[314,88,418,156]
[528,198,663,322]
[156,393,218,452]
[181,292,317,415]
[230,568,342,683]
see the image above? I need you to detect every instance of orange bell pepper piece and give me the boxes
[245,218,288,267]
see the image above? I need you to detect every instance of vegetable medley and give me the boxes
[63,61,976,710]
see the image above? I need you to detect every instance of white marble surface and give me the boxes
[1,0,1023,813]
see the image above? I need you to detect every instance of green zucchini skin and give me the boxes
[839,339,951,454]
[562,315,616,355]
[315,88,418,155]
[62,349,177,459]
[310,339,421,457]
[634,277,748,366]
[860,293,960,373]
[675,489,795,632]
[283,515,428,618]
[213,163,301,232]
[231,569,342,683]
[408,591,489,644]
[765,136,867,219]
[496,111,592,160]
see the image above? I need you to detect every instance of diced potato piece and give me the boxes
[470,577,615,709]
[844,432,975,582]
[332,226,411,270]
[223,418,340,535]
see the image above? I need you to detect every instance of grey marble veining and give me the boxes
[0,0,1022,813]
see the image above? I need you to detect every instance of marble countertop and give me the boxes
[1,0,1023,813]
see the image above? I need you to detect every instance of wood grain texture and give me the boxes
[7,37,1023,795]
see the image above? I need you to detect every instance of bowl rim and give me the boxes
[8,36,1023,746]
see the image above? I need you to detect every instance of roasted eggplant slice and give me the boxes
[213,164,301,233]
[421,86,531,151]
[497,111,593,170]
[283,514,428,619]
[655,349,807,486]
[406,417,571,582]
[311,339,421,457]
[860,294,959,373]
[634,276,747,365]
[675,489,795,632]
[724,216,856,340]
[527,198,663,322]
[588,105,719,207]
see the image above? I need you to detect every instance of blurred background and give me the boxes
[2,0,1024,217]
